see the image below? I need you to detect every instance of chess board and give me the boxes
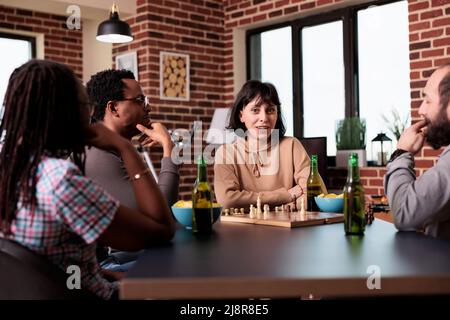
[220,211,344,228]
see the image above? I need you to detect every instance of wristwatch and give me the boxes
[388,149,409,163]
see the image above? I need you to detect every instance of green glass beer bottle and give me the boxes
[192,154,213,234]
[306,155,326,211]
[343,153,365,235]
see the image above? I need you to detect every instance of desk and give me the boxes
[120,220,450,299]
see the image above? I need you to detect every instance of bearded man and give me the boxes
[384,63,450,240]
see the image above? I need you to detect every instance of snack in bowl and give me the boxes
[317,193,344,199]
[171,200,222,229]
[314,193,344,213]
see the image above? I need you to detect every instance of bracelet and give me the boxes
[388,149,409,164]
[130,168,151,181]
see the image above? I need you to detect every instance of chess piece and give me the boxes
[263,204,269,219]
[240,208,245,215]
[249,206,256,219]
[280,204,285,214]
[256,200,263,219]
[234,208,239,215]
[256,194,262,215]
[223,208,230,216]
[365,208,374,225]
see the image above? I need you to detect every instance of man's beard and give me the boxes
[425,111,450,149]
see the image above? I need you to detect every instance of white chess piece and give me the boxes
[257,199,263,219]
[263,204,269,220]
[256,194,262,215]
[249,205,256,219]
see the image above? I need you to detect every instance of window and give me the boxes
[247,0,410,162]
[0,32,36,123]
[248,26,293,137]
[357,1,410,158]
[301,21,345,156]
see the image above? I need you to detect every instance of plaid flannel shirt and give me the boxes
[2,156,120,299]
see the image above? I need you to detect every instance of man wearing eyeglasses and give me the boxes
[85,69,179,272]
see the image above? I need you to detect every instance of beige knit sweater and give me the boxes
[213,136,310,209]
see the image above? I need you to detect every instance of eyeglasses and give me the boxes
[120,95,150,108]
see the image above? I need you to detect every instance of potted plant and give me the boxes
[381,108,409,141]
[335,117,367,167]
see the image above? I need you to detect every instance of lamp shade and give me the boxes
[96,4,133,43]
[205,108,236,144]
[371,132,392,142]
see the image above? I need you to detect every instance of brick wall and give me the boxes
[407,0,450,171]
[327,167,388,195]
[112,0,225,198]
[0,5,83,78]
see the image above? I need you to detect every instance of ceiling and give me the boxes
[0,0,136,20]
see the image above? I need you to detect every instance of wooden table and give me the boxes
[120,219,450,299]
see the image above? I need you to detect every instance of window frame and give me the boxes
[246,0,405,140]
[0,32,36,123]
[0,32,37,58]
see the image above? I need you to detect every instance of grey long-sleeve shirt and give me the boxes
[384,146,450,240]
[85,147,180,209]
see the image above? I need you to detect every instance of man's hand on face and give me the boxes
[397,119,428,155]
[136,123,174,157]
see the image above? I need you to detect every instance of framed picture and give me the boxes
[115,51,138,80]
[160,51,189,101]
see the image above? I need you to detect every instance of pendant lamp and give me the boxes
[96,3,133,43]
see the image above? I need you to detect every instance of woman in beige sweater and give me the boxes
[214,80,310,210]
